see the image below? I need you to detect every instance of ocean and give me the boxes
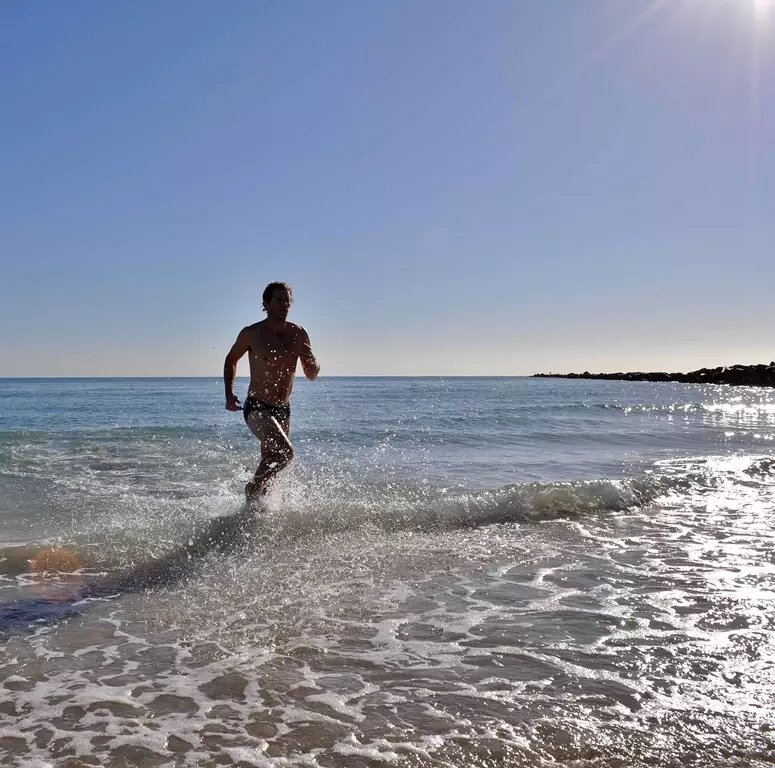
[0,376,773,767]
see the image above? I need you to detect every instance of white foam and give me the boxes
[3,453,775,765]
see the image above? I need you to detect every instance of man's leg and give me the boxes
[245,411,293,503]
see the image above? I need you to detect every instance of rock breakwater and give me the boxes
[533,363,775,387]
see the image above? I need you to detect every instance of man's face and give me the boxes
[266,288,292,319]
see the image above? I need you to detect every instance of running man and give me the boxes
[223,282,320,504]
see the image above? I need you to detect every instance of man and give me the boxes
[223,281,320,505]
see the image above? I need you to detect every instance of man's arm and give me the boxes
[298,327,320,381]
[224,327,251,409]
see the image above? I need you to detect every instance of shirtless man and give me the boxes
[223,282,320,504]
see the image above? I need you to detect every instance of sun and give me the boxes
[752,0,774,17]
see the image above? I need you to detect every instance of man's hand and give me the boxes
[224,328,251,410]
[225,393,243,411]
[298,327,320,381]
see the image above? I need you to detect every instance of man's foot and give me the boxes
[245,479,268,507]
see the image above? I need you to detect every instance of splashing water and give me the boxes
[1,377,774,766]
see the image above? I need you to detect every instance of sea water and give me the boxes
[0,377,773,766]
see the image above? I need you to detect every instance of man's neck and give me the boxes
[266,317,287,332]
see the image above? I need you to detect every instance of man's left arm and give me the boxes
[298,327,320,381]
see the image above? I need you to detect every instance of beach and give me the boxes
[1,376,773,766]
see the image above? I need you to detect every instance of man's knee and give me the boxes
[267,443,293,469]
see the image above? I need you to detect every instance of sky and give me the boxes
[1,0,774,377]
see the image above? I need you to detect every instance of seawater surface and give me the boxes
[0,377,773,767]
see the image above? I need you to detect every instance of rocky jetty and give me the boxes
[532,363,775,388]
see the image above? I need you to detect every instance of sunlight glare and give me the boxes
[752,0,774,21]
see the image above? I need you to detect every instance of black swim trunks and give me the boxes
[243,396,291,423]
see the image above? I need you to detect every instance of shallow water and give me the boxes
[1,378,774,766]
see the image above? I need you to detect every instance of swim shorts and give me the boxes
[243,396,291,423]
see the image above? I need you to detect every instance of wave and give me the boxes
[271,475,659,538]
[0,473,668,580]
[5,453,774,579]
[0,475,646,635]
[2,454,773,636]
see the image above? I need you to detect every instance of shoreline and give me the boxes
[532,363,775,387]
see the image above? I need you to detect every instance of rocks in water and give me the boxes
[532,363,775,388]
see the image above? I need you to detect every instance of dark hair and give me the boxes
[262,281,293,311]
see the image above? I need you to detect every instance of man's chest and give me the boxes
[250,330,297,359]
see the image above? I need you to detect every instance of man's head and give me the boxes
[262,281,294,319]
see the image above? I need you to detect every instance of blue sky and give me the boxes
[1,0,773,376]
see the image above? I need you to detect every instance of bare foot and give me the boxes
[245,479,268,507]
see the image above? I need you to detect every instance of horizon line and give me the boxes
[0,374,536,380]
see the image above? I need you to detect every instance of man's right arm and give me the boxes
[224,327,251,410]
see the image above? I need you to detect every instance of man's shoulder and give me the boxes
[238,322,264,343]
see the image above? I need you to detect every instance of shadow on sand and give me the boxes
[0,506,261,636]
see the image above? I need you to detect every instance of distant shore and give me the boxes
[532,363,775,388]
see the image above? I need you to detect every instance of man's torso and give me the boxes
[245,321,302,405]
